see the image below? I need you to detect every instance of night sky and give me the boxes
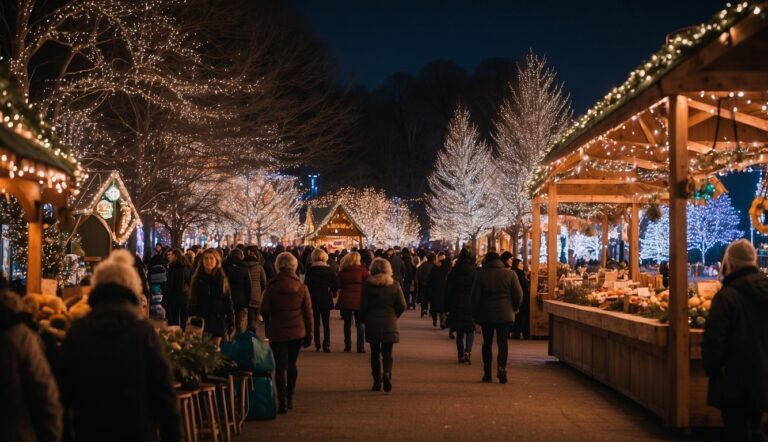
[290,0,761,251]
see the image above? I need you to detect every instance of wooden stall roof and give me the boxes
[305,202,367,240]
[530,2,768,199]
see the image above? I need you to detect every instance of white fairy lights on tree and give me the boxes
[493,52,571,235]
[568,232,600,261]
[640,206,670,263]
[311,187,420,248]
[428,105,503,251]
[687,194,743,264]
[221,172,303,247]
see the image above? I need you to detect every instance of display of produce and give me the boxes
[22,292,91,339]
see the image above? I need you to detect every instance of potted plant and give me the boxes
[159,329,222,389]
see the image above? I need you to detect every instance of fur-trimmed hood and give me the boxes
[366,273,394,287]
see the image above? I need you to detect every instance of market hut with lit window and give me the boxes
[527,2,768,428]
[70,170,140,261]
[0,65,81,293]
[305,203,366,250]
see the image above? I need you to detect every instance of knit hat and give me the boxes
[722,239,757,273]
[90,249,143,304]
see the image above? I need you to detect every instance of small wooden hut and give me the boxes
[305,203,366,250]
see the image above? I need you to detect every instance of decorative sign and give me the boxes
[96,200,114,219]
[104,182,121,202]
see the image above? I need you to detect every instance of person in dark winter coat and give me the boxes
[510,258,531,340]
[415,253,435,317]
[190,249,236,345]
[304,248,339,352]
[446,248,477,364]
[361,258,407,392]
[0,289,62,442]
[472,252,523,384]
[243,246,268,331]
[360,248,373,269]
[59,250,179,442]
[428,252,450,329]
[224,248,253,333]
[165,248,192,328]
[261,252,313,414]
[337,252,369,353]
[401,248,417,309]
[386,248,405,287]
[703,239,768,441]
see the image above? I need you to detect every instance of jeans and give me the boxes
[456,329,475,358]
[431,311,446,328]
[235,307,249,333]
[341,309,365,351]
[313,308,331,350]
[272,339,302,407]
[166,305,188,329]
[721,406,766,442]
[369,340,394,381]
[247,307,260,332]
[481,323,510,375]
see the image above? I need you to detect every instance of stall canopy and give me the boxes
[305,203,366,250]
[0,63,81,292]
[71,170,141,258]
[529,1,768,427]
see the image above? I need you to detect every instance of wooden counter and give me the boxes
[545,300,720,427]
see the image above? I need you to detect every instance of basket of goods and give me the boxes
[22,293,91,340]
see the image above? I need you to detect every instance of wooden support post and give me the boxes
[529,197,541,337]
[547,183,558,300]
[630,201,640,280]
[521,227,529,270]
[601,214,609,268]
[27,221,42,294]
[668,95,690,428]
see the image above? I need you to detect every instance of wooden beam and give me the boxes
[601,213,609,268]
[588,154,666,171]
[630,201,640,281]
[668,95,690,428]
[637,116,656,145]
[687,141,712,153]
[27,222,42,294]
[688,110,714,128]
[556,195,644,204]
[687,98,768,133]
[547,183,559,305]
[662,70,768,93]
[529,197,542,337]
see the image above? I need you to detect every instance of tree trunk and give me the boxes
[142,213,154,262]
[510,224,520,258]
[521,226,530,270]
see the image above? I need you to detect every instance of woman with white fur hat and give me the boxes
[702,239,768,441]
[59,249,180,442]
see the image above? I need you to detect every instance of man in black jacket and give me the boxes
[224,248,253,333]
[703,239,768,441]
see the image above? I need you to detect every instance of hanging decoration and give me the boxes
[692,177,727,205]
[750,168,768,234]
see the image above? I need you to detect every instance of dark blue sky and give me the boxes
[290,0,724,113]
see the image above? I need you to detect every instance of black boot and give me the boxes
[383,373,392,392]
[464,352,472,365]
[449,331,455,339]
[372,378,381,391]
[497,367,507,384]
[482,372,492,383]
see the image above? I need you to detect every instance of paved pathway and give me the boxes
[242,309,718,441]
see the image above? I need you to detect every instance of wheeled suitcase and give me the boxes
[247,375,276,420]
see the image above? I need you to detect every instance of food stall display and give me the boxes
[528,2,768,428]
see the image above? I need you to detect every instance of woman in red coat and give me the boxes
[337,252,369,353]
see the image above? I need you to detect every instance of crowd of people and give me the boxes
[3,236,764,441]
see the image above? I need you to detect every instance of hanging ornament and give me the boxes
[750,168,768,234]
[691,177,727,205]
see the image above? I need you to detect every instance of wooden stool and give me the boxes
[176,390,197,442]
[194,385,221,442]
[205,377,234,442]
[231,371,254,432]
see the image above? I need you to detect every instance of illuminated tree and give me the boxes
[427,105,503,251]
[221,172,303,247]
[384,199,421,247]
[640,206,670,263]
[687,194,743,264]
[493,52,572,245]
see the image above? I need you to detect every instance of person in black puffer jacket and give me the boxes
[446,248,477,364]
[304,248,339,352]
[59,250,179,442]
[223,248,252,333]
[165,248,191,328]
[703,239,768,441]
[510,258,531,340]
[190,249,236,345]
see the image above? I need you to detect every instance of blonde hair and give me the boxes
[311,248,328,263]
[369,257,393,276]
[339,251,361,270]
[275,252,298,273]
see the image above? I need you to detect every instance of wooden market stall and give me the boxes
[305,203,366,250]
[71,170,141,260]
[529,3,768,428]
[0,66,80,293]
